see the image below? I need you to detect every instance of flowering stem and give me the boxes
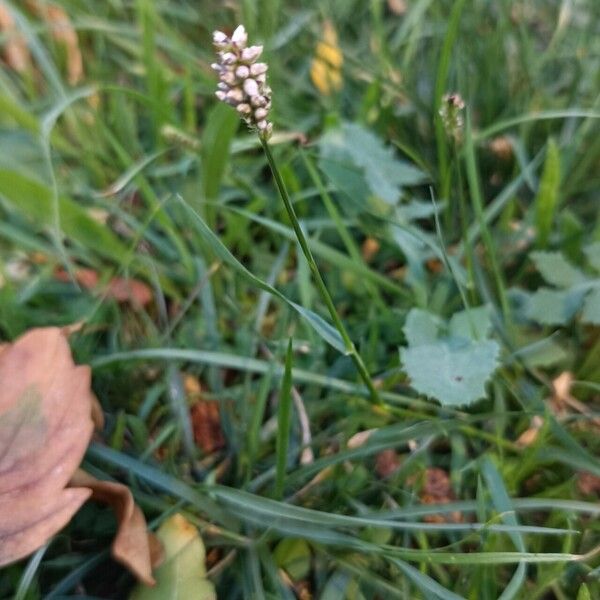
[260,138,382,405]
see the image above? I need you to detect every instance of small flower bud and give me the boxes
[250,63,268,76]
[256,120,268,131]
[243,78,259,97]
[213,31,228,46]
[215,90,227,101]
[221,71,236,86]
[226,88,244,104]
[254,108,268,120]
[221,52,236,65]
[439,92,466,143]
[237,103,252,115]
[210,63,222,72]
[241,45,263,62]
[235,65,250,79]
[250,94,265,107]
[231,25,248,48]
[217,82,229,91]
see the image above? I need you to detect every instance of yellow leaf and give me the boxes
[310,21,343,96]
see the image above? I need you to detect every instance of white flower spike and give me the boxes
[212,25,273,139]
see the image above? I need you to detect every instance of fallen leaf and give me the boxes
[0,328,94,566]
[130,513,216,599]
[25,1,83,84]
[361,237,380,263]
[107,277,153,306]
[488,136,513,161]
[420,468,462,523]
[387,0,407,15]
[577,472,600,497]
[69,470,155,586]
[515,415,544,448]
[549,371,600,429]
[55,267,153,307]
[310,20,343,96]
[190,400,225,454]
[0,2,31,72]
[375,449,401,478]
[347,428,376,449]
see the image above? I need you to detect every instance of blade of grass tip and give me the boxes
[464,111,512,327]
[482,457,526,600]
[245,369,274,484]
[534,138,561,248]
[275,339,294,500]
[14,544,49,600]
[388,557,466,600]
[178,193,345,352]
[260,139,382,405]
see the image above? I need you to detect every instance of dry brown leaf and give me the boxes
[0,2,31,72]
[361,237,380,263]
[0,328,95,566]
[55,267,153,307]
[191,400,225,454]
[549,371,600,429]
[107,277,153,306]
[387,0,407,15]
[25,1,83,84]
[420,468,462,523]
[489,136,513,161]
[577,472,600,497]
[347,428,377,449]
[375,449,401,478]
[69,470,156,586]
[515,415,544,448]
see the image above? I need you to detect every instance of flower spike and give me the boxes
[212,25,273,139]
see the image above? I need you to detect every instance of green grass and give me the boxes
[1,0,600,598]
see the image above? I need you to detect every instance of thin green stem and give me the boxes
[260,138,382,405]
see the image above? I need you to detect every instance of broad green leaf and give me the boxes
[319,122,427,206]
[401,339,500,407]
[130,514,215,600]
[526,288,587,325]
[273,538,311,580]
[449,305,493,340]
[401,307,500,406]
[530,251,586,287]
[403,309,442,346]
[534,138,561,247]
[581,288,600,325]
[584,242,600,273]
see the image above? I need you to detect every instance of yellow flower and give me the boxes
[310,21,343,96]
